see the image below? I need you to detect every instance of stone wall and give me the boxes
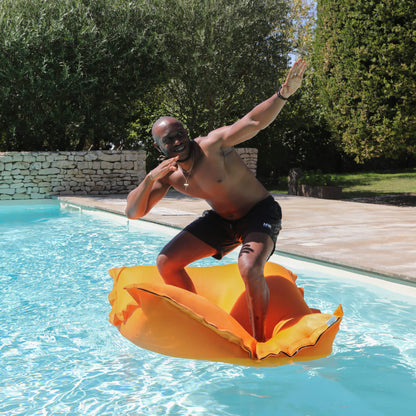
[236,147,258,176]
[0,151,146,200]
[0,147,257,200]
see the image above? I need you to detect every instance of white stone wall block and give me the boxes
[100,153,122,162]
[39,168,60,175]
[13,193,30,199]
[101,161,114,169]
[53,160,76,169]
[0,187,14,195]
[0,154,13,163]
[85,152,98,161]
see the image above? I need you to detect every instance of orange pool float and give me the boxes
[108,262,343,367]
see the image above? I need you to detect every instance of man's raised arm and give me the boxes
[219,58,307,147]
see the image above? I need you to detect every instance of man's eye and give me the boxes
[162,132,184,145]
[169,133,182,141]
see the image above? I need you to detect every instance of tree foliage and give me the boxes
[0,0,164,151]
[1,0,340,178]
[129,0,294,170]
[148,0,291,135]
[313,0,416,162]
[252,0,340,178]
[287,0,316,58]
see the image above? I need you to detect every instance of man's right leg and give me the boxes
[156,230,217,292]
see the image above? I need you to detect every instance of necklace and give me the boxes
[182,157,194,189]
[181,145,195,189]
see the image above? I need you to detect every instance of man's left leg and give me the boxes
[157,230,218,292]
[237,232,275,342]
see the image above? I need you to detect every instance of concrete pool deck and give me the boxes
[59,192,416,284]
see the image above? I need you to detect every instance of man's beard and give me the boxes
[177,140,193,163]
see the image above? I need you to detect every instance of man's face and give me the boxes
[154,120,191,162]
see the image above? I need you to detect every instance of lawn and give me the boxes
[269,168,416,199]
[331,169,416,199]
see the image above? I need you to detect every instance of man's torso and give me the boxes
[165,137,269,220]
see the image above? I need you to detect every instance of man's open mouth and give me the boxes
[174,144,185,153]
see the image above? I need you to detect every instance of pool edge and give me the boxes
[56,196,416,289]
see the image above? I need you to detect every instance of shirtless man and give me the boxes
[126,58,307,341]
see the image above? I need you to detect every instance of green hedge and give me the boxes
[313,0,416,162]
[0,0,163,151]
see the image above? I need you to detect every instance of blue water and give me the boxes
[1,201,415,416]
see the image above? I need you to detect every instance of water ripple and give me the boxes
[1,202,415,415]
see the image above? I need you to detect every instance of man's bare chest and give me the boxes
[169,156,225,196]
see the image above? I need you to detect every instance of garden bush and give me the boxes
[0,0,163,151]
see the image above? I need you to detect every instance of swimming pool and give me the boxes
[1,201,415,415]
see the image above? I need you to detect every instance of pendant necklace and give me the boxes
[181,146,195,189]
[182,157,194,189]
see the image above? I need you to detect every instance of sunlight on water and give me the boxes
[1,201,415,416]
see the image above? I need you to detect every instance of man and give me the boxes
[126,58,307,341]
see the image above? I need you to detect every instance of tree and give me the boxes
[287,0,316,58]
[313,0,416,162]
[0,0,164,151]
[131,0,292,169]
[266,0,344,176]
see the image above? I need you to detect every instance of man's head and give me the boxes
[152,116,192,162]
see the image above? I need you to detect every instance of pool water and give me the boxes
[1,201,415,416]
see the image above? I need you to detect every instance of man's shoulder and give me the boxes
[196,126,230,149]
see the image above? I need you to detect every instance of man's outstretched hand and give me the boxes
[280,58,307,99]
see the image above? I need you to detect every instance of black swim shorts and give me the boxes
[184,195,282,260]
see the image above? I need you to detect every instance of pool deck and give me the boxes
[59,192,416,284]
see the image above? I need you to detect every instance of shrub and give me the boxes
[0,0,164,151]
[298,170,338,186]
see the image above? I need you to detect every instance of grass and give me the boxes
[331,169,416,199]
[268,168,416,199]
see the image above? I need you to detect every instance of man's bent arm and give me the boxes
[125,174,169,219]
[126,155,179,219]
